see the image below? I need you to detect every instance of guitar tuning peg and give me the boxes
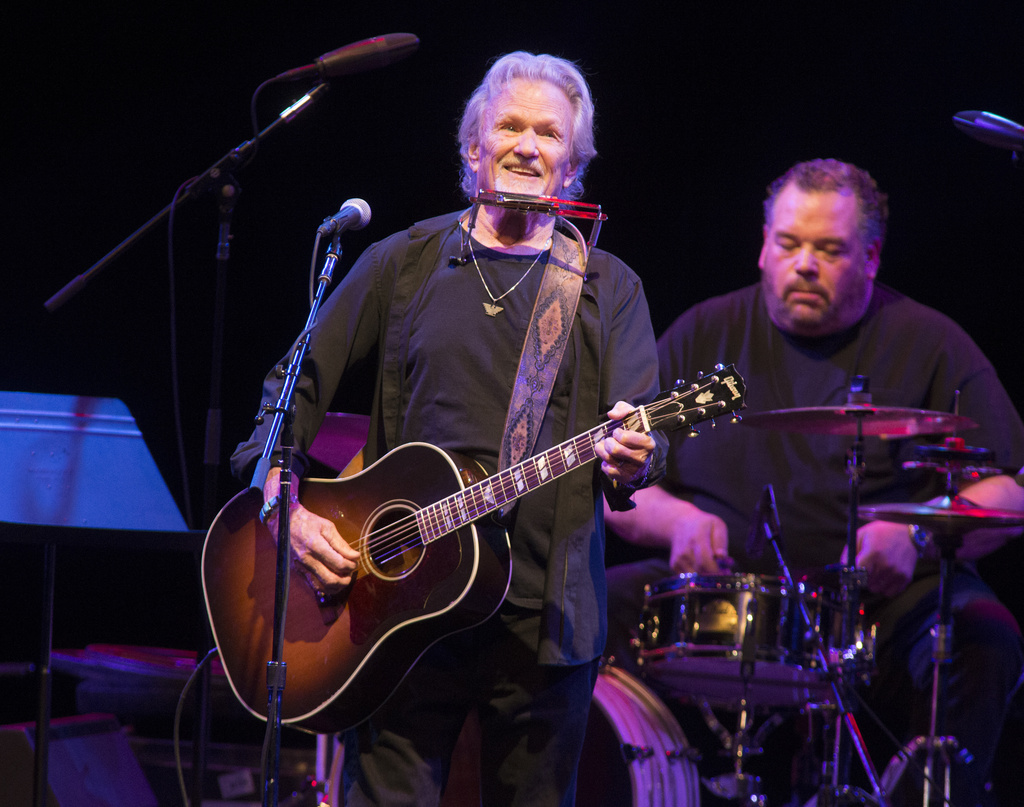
[714,362,725,371]
[687,427,700,438]
[709,417,717,429]
[674,377,685,387]
[730,414,743,424]
[696,370,705,379]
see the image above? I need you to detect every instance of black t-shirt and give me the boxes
[401,239,572,605]
[655,282,1024,578]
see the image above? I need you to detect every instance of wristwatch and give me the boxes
[908,523,931,559]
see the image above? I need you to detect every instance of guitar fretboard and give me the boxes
[415,418,624,543]
[412,365,744,544]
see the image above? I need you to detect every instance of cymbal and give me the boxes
[741,405,977,437]
[860,496,1024,532]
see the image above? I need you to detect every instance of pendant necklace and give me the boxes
[469,236,551,317]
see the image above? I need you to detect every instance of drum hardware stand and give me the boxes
[824,379,886,806]
[872,525,970,807]
[867,439,1003,807]
[700,598,769,805]
[758,474,887,807]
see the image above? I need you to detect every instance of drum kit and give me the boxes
[614,384,1024,807]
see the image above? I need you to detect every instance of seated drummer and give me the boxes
[605,158,1024,807]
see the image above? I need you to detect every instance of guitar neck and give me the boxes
[413,364,746,544]
[415,414,643,544]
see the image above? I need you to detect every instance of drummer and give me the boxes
[605,158,1024,807]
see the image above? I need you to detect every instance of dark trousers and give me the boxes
[342,605,600,807]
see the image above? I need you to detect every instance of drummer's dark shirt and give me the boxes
[653,282,1024,579]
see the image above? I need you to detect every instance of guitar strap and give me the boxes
[499,224,587,471]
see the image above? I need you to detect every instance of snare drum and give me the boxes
[637,573,834,708]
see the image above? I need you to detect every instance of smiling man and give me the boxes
[231,51,665,806]
[604,159,1024,806]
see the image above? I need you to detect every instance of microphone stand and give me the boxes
[44,83,330,314]
[187,175,241,807]
[249,232,346,807]
[40,84,328,805]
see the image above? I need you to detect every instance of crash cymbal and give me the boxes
[860,496,1024,532]
[741,405,977,437]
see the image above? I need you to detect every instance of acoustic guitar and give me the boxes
[202,365,746,732]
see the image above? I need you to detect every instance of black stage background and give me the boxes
[4,0,1024,732]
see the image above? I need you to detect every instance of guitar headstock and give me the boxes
[642,364,747,435]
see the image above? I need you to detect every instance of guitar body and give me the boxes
[203,365,747,734]
[202,442,512,733]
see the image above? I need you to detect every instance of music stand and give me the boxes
[0,392,202,807]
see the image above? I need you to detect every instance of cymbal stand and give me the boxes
[881,527,966,807]
[886,442,994,807]
[821,378,887,805]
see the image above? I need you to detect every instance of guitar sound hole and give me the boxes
[365,501,423,580]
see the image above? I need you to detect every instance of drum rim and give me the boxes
[644,571,793,599]
[589,665,702,806]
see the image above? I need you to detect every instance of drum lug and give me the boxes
[620,743,654,762]
[667,746,702,763]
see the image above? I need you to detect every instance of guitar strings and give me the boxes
[360,394,722,568]
[344,389,728,568]
[354,417,622,566]
[343,387,728,568]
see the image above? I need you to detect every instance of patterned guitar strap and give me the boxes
[498,224,587,472]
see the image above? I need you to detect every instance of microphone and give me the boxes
[318,199,371,236]
[747,484,782,558]
[276,34,419,83]
[764,484,781,540]
[953,110,1024,151]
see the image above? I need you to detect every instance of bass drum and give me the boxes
[577,664,701,807]
[328,665,700,806]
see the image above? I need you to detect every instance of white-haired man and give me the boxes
[232,52,665,805]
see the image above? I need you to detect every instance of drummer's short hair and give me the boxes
[764,159,889,248]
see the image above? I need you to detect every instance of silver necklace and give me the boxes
[469,237,551,317]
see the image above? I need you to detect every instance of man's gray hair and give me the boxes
[457,51,597,200]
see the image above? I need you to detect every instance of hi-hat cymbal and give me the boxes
[741,405,977,437]
[860,496,1024,532]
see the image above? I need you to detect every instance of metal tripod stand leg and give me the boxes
[879,540,972,807]
[699,695,768,806]
[701,597,769,805]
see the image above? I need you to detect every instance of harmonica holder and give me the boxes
[460,190,608,266]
